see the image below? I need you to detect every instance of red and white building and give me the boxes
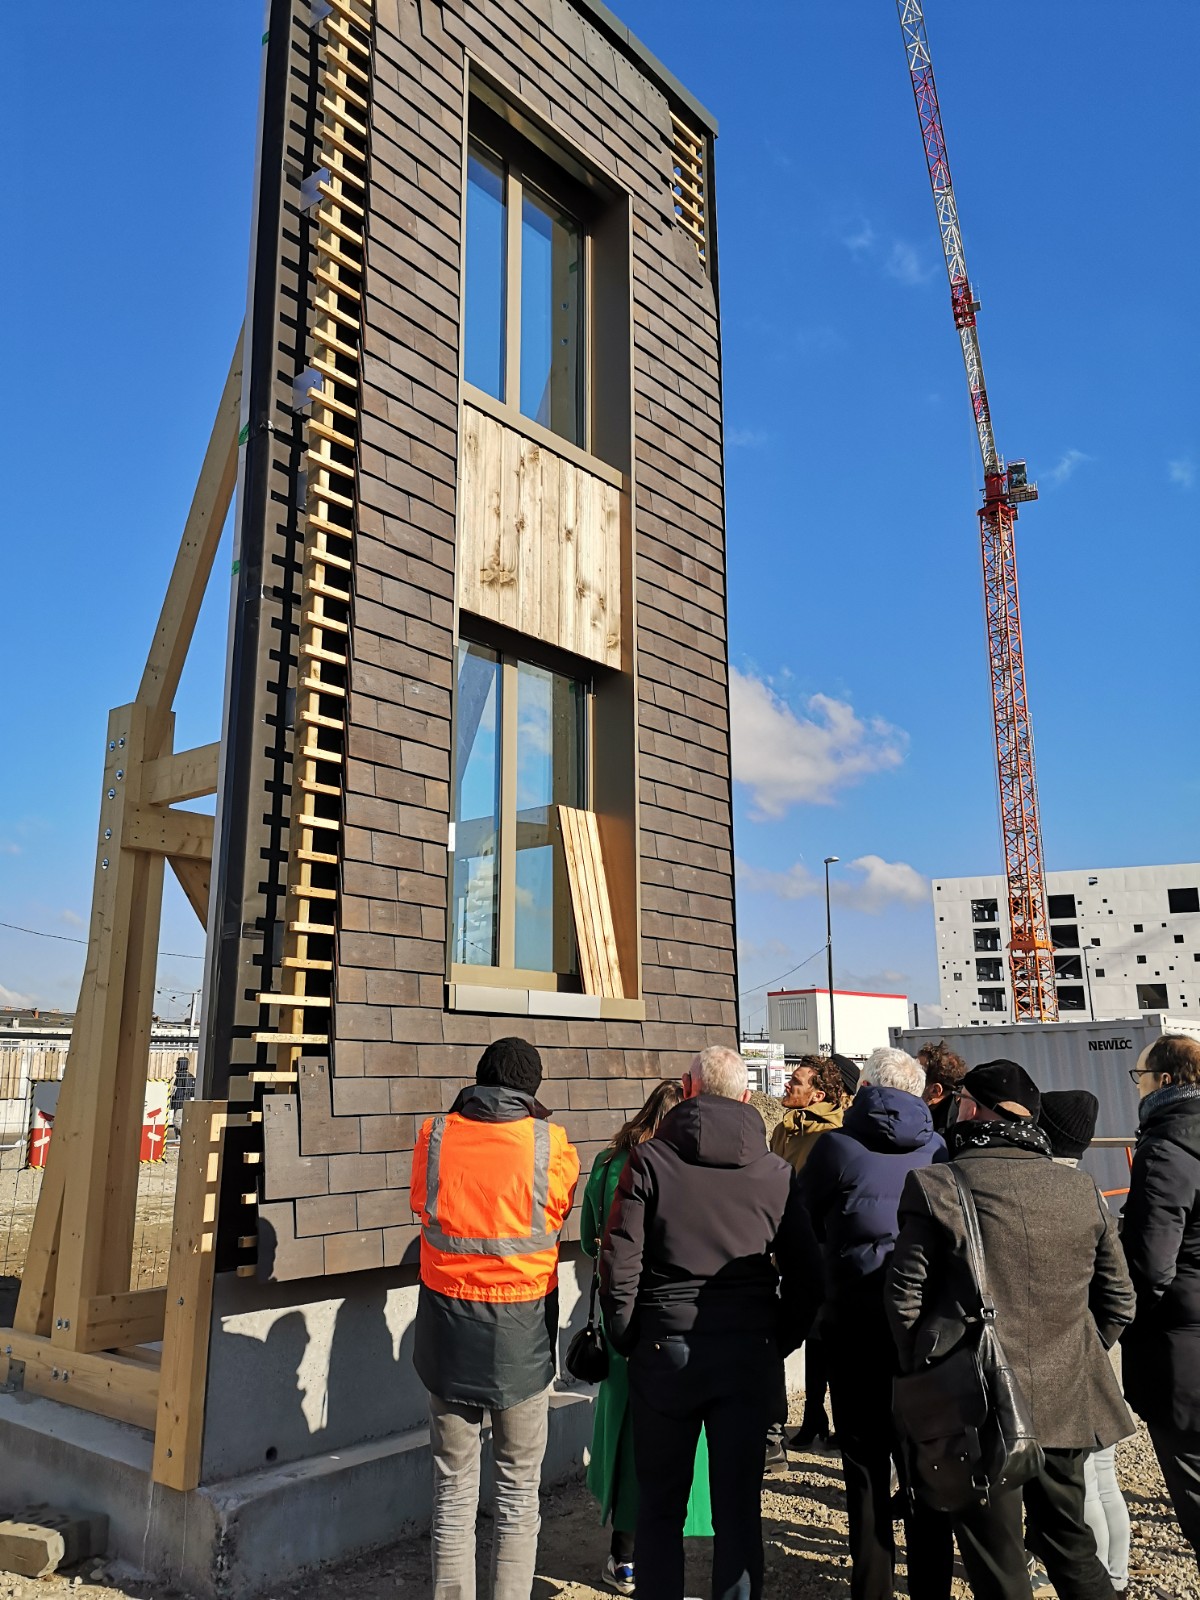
[767,986,910,1061]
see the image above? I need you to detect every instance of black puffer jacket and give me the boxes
[599,1094,806,1355]
[1122,1087,1200,1431]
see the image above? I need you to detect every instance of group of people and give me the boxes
[406,1030,1200,1600]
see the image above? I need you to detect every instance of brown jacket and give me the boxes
[886,1142,1135,1451]
[770,1100,844,1174]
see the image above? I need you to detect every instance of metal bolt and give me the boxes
[109,740,116,751]
[51,1368,59,1380]
[118,736,126,748]
[166,1448,173,1458]
[178,1297,185,1306]
[107,788,116,799]
[101,859,110,870]
[116,769,125,780]
[55,1317,63,1328]
[62,1318,70,1330]
[62,1372,70,1384]
[104,828,112,840]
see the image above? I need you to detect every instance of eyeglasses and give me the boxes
[1128,1067,1159,1084]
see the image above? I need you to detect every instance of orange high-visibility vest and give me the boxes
[411,1110,580,1303]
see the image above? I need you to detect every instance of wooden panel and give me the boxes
[77,1288,167,1353]
[152,1102,228,1490]
[459,406,622,668]
[143,743,220,805]
[2,1330,159,1432]
[559,806,623,1000]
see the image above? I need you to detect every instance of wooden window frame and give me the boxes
[450,635,592,994]
[465,102,598,457]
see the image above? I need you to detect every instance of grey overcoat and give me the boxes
[886,1142,1136,1451]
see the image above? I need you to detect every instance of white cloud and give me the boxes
[885,240,935,287]
[1168,455,1196,490]
[59,909,85,928]
[730,668,907,819]
[1043,449,1092,489]
[0,982,35,1007]
[737,853,928,913]
[842,218,876,253]
[726,426,773,449]
[0,841,20,856]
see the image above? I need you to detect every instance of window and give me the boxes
[1047,893,1076,919]
[1054,954,1082,980]
[1094,968,1105,978]
[1050,924,1079,950]
[1057,985,1086,1011]
[1169,887,1200,914]
[776,997,808,1032]
[1137,955,1147,965]
[1176,935,1185,944]
[1137,983,1169,1010]
[463,107,592,451]
[952,972,963,983]
[1091,938,1101,946]
[971,898,999,924]
[1133,923,1143,933]
[978,988,1006,1012]
[976,958,1003,982]
[974,929,1000,952]
[451,638,587,983]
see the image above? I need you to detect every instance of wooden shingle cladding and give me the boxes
[257,0,734,1279]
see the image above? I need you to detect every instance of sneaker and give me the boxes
[788,1416,831,1451]
[602,1555,636,1595]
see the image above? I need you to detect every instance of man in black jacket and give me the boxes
[888,1060,1135,1600]
[600,1044,805,1600]
[1122,1033,1200,1572]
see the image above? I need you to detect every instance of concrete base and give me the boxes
[0,1387,594,1599]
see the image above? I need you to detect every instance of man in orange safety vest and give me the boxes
[411,1036,580,1600]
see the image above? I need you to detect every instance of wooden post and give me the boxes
[152,1103,228,1490]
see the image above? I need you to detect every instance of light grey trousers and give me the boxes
[428,1387,550,1600]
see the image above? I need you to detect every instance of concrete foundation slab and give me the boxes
[0,1387,593,1599]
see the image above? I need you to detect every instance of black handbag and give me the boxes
[893,1165,1044,1513]
[565,1245,609,1384]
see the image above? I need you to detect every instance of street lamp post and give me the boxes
[824,856,839,1055]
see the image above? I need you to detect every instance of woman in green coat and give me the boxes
[580,1079,712,1595]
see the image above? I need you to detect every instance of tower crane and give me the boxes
[896,0,1058,1022]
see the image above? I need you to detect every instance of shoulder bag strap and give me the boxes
[949,1164,997,1323]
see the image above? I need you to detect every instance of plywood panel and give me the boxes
[459,405,623,668]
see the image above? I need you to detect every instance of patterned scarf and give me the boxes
[1138,1081,1200,1128]
[948,1117,1052,1160]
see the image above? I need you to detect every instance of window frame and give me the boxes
[463,104,599,458]
[449,631,592,993]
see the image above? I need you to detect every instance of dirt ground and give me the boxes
[0,1147,177,1324]
[2,1423,1194,1600]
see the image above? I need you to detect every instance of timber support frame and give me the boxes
[3,338,243,1490]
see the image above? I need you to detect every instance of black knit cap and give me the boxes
[476,1036,543,1097]
[1038,1090,1099,1159]
[832,1054,862,1097]
[962,1058,1041,1120]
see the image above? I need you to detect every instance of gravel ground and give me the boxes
[1,1423,1194,1599]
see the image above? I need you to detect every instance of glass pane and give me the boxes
[514,661,585,973]
[520,187,584,445]
[452,642,501,967]
[464,146,506,400]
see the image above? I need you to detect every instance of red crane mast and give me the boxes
[896,0,1058,1021]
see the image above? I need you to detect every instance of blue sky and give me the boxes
[4,2,1196,1025]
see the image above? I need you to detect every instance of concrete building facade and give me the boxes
[933,864,1200,1026]
[767,986,909,1060]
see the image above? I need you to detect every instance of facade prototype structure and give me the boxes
[767,986,909,1061]
[933,865,1200,1026]
[1,2,733,1590]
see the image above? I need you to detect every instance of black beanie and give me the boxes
[832,1054,861,1097]
[476,1036,543,1097]
[1038,1090,1099,1160]
[962,1058,1041,1120]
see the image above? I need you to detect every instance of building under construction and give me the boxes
[0,1,732,1590]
